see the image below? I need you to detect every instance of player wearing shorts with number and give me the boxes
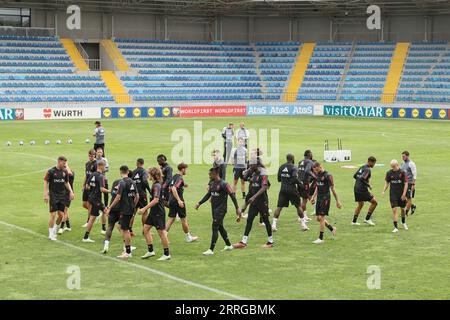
[352,156,378,226]
[382,159,409,233]
[105,165,139,259]
[44,156,74,241]
[166,163,198,243]
[139,167,171,261]
[311,162,341,244]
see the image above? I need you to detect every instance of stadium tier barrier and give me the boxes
[1,103,449,121]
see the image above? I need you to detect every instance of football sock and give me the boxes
[83,232,90,239]
[102,224,106,231]
[327,224,334,232]
[60,222,65,229]
[163,248,170,256]
[268,236,273,244]
[125,245,131,254]
[394,221,398,229]
[352,215,358,223]
[319,232,324,240]
[401,217,406,224]
[406,209,410,215]
[148,244,154,252]
[66,219,71,228]
[365,212,372,220]
[242,236,248,244]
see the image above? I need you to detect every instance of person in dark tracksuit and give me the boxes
[195,167,241,256]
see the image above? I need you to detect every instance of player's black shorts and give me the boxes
[354,191,374,202]
[248,202,269,219]
[145,213,166,230]
[137,195,148,209]
[89,201,105,217]
[82,189,90,202]
[168,203,187,219]
[390,197,406,209]
[49,196,66,213]
[277,189,300,208]
[233,168,245,180]
[108,209,121,224]
[315,198,331,216]
[298,183,309,199]
[406,184,415,199]
[119,214,132,231]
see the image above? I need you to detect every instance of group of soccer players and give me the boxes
[44,141,417,259]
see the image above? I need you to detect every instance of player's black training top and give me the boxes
[45,167,69,200]
[110,179,121,207]
[169,173,185,205]
[150,182,165,215]
[117,177,138,216]
[247,172,269,205]
[198,179,239,214]
[131,167,150,197]
[84,160,97,185]
[385,169,408,199]
[298,158,315,185]
[277,162,300,192]
[161,163,173,190]
[353,164,372,193]
[87,171,105,203]
[314,171,334,200]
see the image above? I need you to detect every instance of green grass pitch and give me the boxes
[0,116,449,300]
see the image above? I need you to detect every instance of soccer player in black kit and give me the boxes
[101,178,121,254]
[83,160,110,243]
[382,159,409,233]
[271,154,308,232]
[58,162,74,235]
[157,154,173,207]
[130,158,151,234]
[311,162,341,244]
[138,167,171,261]
[82,149,97,227]
[233,161,274,249]
[43,156,74,241]
[166,163,198,243]
[105,165,139,259]
[195,167,241,256]
[352,156,378,226]
[298,150,315,222]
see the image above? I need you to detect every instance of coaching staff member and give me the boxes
[93,121,106,155]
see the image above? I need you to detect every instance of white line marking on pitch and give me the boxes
[0,152,54,180]
[0,220,248,300]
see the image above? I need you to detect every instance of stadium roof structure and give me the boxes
[3,0,450,17]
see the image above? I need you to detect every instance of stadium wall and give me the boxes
[2,104,449,122]
[30,9,450,42]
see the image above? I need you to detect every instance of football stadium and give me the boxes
[0,0,449,306]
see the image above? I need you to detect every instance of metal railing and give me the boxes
[86,59,101,71]
[2,92,448,106]
[0,26,55,37]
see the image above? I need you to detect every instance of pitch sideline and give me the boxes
[0,220,249,300]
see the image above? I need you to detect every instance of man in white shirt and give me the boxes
[236,122,249,149]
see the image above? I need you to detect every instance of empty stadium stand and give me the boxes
[115,39,300,102]
[0,35,448,104]
[0,35,113,103]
